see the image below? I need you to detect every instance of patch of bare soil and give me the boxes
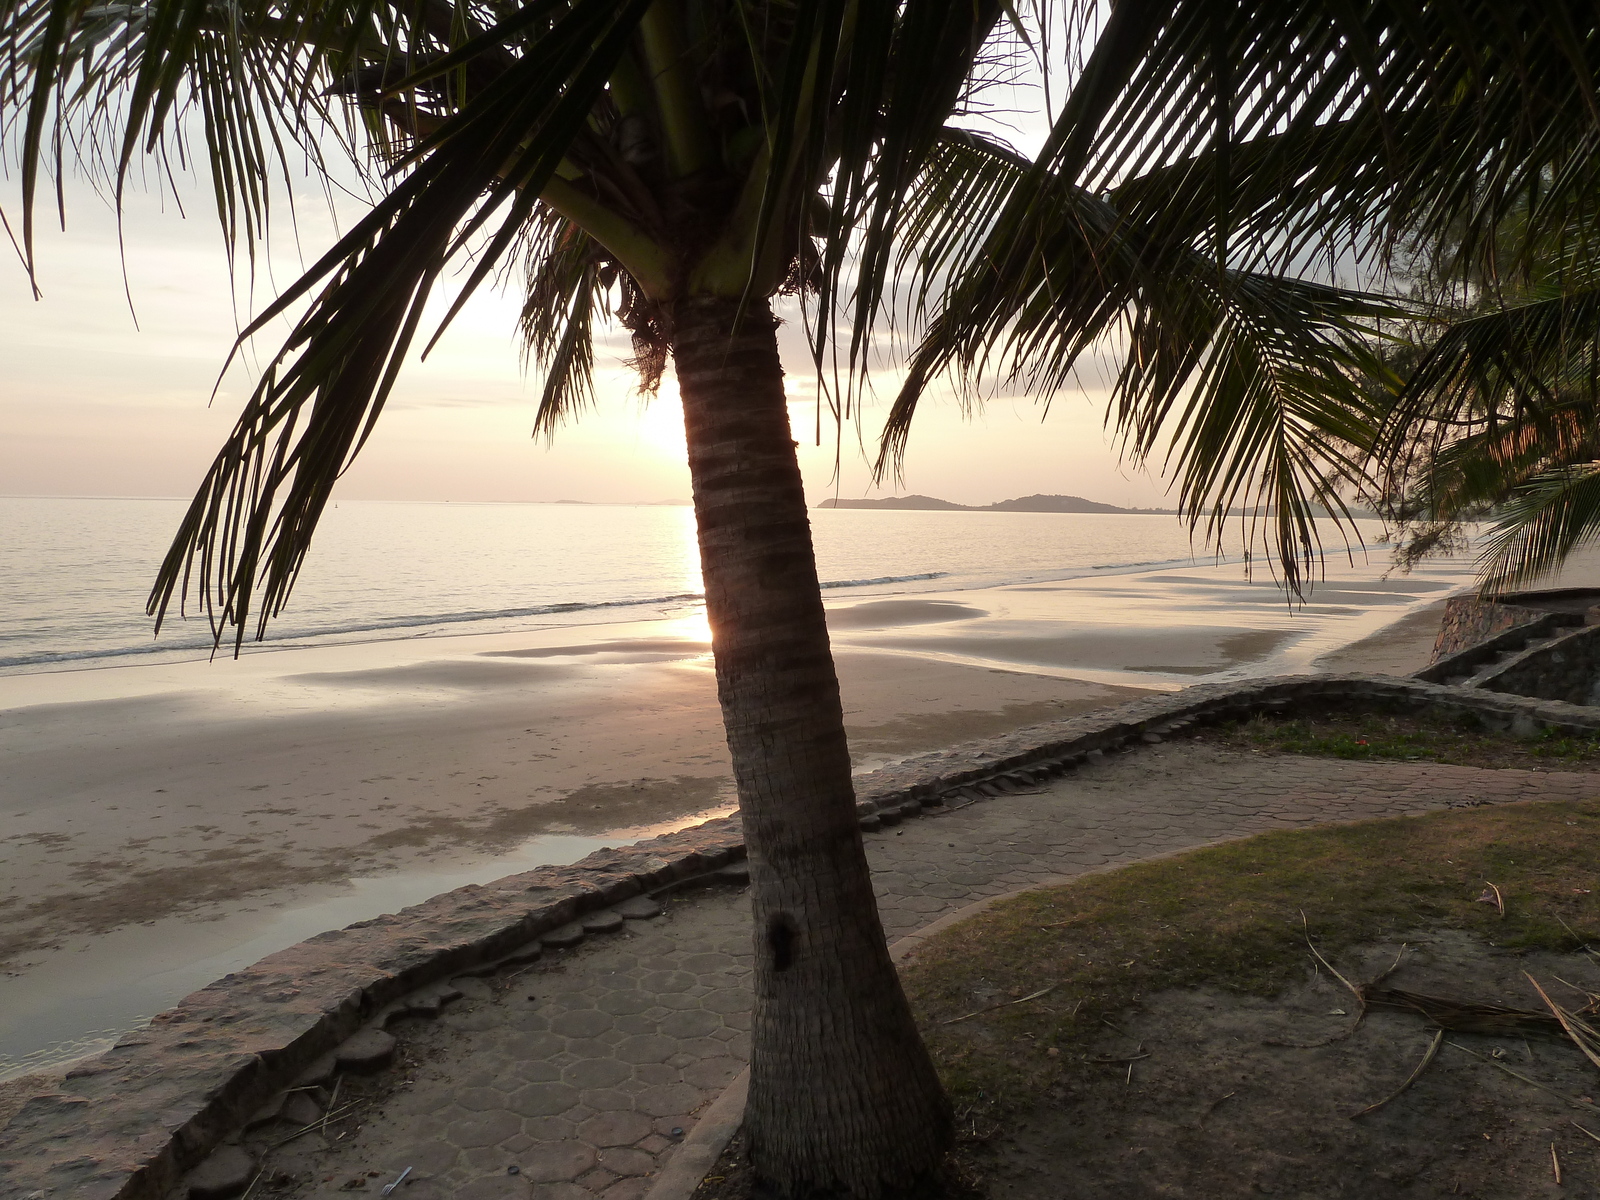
[976,932,1600,1198]
[696,934,1600,1199]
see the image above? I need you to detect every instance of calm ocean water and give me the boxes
[1,495,1387,674]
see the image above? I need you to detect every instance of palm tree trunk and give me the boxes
[671,294,953,1197]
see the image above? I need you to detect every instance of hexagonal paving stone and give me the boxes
[595,990,654,1016]
[679,952,734,972]
[598,1179,652,1200]
[681,1056,742,1089]
[673,1036,726,1060]
[454,1176,529,1200]
[447,1109,522,1149]
[597,1146,656,1177]
[561,1058,632,1089]
[549,1009,614,1039]
[614,1034,677,1064]
[521,1140,598,1182]
[561,1037,613,1060]
[631,1062,679,1085]
[456,1086,509,1112]
[576,1109,654,1147]
[511,1060,563,1084]
[576,1167,619,1193]
[693,972,746,993]
[659,1009,721,1038]
[650,991,704,1011]
[507,1082,581,1117]
[638,970,697,993]
[699,990,752,1015]
[577,1088,635,1112]
[635,1082,703,1117]
[521,1115,577,1142]
[528,1186,588,1200]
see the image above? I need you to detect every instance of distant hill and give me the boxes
[816,493,1381,518]
[817,493,1174,514]
[816,494,970,511]
[984,494,1143,513]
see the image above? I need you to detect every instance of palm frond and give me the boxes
[882,112,1404,593]
[518,209,599,438]
[1047,1,1600,281]
[144,0,652,652]
[1477,465,1600,593]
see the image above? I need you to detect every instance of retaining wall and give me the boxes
[1431,595,1564,660]
[1477,623,1600,707]
[1414,611,1582,685]
[6,673,1600,1200]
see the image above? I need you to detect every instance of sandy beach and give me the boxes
[0,544,1565,1077]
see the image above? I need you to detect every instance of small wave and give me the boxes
[0,591,710,671]
[819,571,948,589]
[1089,557,1200,571]
[3,577,954,671]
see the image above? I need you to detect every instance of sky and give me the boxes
[0,49,1177,511]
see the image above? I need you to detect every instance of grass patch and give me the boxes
[902,798,1600,1123]
[1202,708,1600,769]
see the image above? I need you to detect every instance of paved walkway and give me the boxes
[246,744,1600,1200]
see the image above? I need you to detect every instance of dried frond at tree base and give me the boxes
[900,796,1600,1124]
[1360,985,1598,1038]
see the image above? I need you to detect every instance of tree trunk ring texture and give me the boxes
[671,295,953,1197]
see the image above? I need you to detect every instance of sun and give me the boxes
[634,382,687,459]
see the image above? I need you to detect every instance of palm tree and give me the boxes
[6,1,1595,1194]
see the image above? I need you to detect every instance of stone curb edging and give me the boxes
[640,1073,748,1200]
[6,671,1600,1200]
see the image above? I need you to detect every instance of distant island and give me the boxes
[816,493,1177,514]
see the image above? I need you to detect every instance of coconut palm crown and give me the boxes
[6,1,1598,1194]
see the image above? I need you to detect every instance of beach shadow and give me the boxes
[481,638,710,664]
[875,625,1295,676]
[289,660,578,690]
[827,599,988,629]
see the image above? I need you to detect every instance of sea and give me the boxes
[0,494,1401,675]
